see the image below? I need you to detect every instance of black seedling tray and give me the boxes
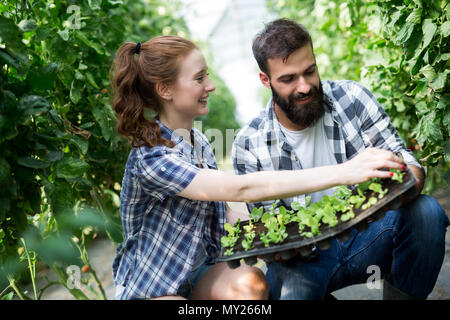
[218,166,417,268]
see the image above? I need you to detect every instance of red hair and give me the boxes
[110,36,198,148]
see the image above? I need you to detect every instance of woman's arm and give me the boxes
[177,147,405,203]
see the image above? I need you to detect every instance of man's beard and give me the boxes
[271,81,325,128]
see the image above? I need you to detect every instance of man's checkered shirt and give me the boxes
[232,80,422,213]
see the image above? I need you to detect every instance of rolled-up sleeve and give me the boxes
[352,82,423,172]
[135,148,200,201]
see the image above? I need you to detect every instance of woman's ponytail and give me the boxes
[111,36,197,148]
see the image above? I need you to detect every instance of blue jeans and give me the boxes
[265,195,450,299]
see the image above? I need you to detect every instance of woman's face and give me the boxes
[169,49,215,119]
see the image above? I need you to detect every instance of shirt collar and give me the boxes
[153,118,212,164]
[153,117,196,147]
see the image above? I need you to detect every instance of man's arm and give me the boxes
[352,81,425,201]
[408,164,425,198]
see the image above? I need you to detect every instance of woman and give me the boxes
[110,36,405,300]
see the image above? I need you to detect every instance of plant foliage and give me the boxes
[0,0,238,299]
[266,0,449,193]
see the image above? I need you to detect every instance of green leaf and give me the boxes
[0,50,26,70]
[412,0,423,7]
[408,52,423,75]
[107,0,124,5]
[55,158,89,180]
[18,95,50,117]
[396,22,415,44]
[396,100,406,112]
[421,112,443,144]
[430,71,448,90]
[422,19,437,49]
[74,70,85,81]
[88,0,102,10]
[85,71,99,89]
[406,8,422,24]
[437,94,450,110]
[45,179,74,216]
[70,80,82,104]
[444,112,450,132]
[57,28,70,41]
[35,25,51,41]
[0,16,27,54]
[419,64,436,82]
[92,104,114,141]
[76,32,105,55]
[442,20,450,37]
[70,135,89,155]
[46,150,63,162]
[17,157,51,169]
[18,19,37,32]
[445,141,450,162]
[388,9,403,29]
[436,53,450,63]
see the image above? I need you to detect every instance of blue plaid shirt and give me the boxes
[112,120,226,299]
[232,80,423,213]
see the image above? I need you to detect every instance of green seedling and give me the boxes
[249,206,264,223]
[278,206,293,225]
[221,219,241,255]
[368,182,388,199]
[221,172,406,255]
[259,232,270,247]
[242,220,256,251]
[361,196,378,210]
[349,194,366,209]
[390,168,405,183]
[335,185,353,200]
[340,207,355,222]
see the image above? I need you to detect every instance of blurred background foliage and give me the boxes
[266,0,449,194]
[0,0,237,299]
[0,0,448,300]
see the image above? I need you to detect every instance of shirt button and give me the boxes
[161,167,166,172]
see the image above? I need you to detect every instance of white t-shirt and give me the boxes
[279,116,338,204]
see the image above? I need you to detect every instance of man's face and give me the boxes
[260,45,324,129]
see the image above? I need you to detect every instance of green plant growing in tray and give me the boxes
[221,169,406,255]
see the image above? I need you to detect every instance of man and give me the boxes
[232,18,449,300]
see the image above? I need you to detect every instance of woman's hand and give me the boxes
[338,148,405,186]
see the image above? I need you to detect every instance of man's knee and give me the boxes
[227,266,269,300]
[407,195,449,227]
[400,195,449,245]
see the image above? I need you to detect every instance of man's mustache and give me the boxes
[292,91,312,100]
[291,88,318,100]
